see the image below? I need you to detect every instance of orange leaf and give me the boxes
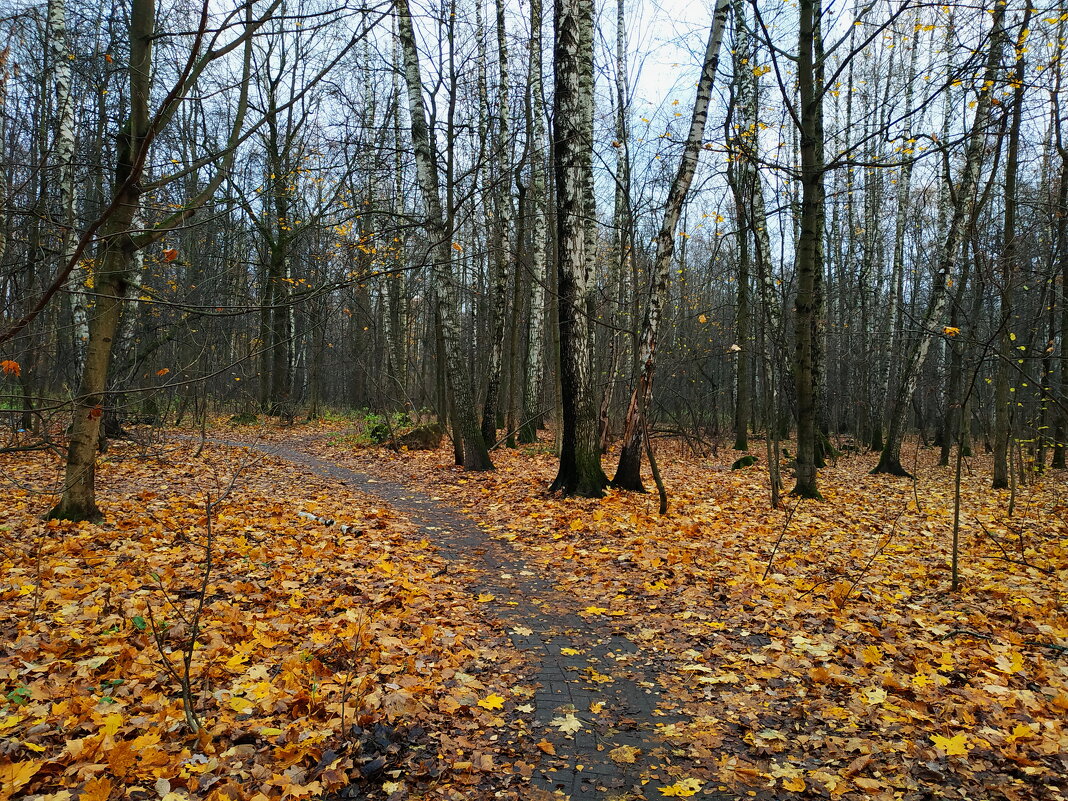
[162,248,179,262]
[156,368,170,377]
[88,406,103,420]
[80,777,113,801]
[0,359,20,377]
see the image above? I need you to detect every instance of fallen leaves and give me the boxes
[549,713,583,735]
[0,438,521,800]
[608,744,640,763]
[931,733,970,757]
[658,777,703,796]
[477,693,505,711]
[340,430,1068,800]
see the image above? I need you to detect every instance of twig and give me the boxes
[972,516,1054,575]
[642,415,668,515]
[762,496,802,580]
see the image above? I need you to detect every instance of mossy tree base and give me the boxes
[871,449,913,478]
[610,440,647,492]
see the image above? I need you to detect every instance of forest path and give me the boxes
[212,433,721,801]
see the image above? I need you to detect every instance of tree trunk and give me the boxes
[791,0,824,499]
[481,0,514,447]
[49,0,153,521]
[396,0,492,470]
[520,0,548,444]
[874,1,1006,476]
[611,0,730,491]
[993,6,1031,488]
[550,0,608,496]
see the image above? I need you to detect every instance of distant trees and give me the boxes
[2,0,1067,513]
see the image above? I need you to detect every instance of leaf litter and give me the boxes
[3,423,1067,801]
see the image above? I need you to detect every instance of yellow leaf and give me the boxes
[609,745,640,764]
[860,645,882,665]
[942,326,960,337]
[930,733,969,756]
[1005,723,1035,743]
[863,687,887,705]
[782,775,806,792]
[583,606,609,615]
[698,314,708,323]
[659,778,704,797]
[536,739,556,755]
[561,647,581,656]
[260,727,284,736]
[477,693,505,711]
[589,701,605,713]
[229,696,254,714]
[100,713,123,736]
[0,760,43,797]
[476,593,495,603]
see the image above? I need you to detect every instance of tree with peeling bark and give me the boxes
[47,0,272,521]
[610,0,730,492]
[520,0,549,445]
[550,0,606,497]
[396,0,493,471]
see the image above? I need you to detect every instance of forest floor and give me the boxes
[1,420,1067,801]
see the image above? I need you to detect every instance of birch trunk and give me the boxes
[874,0,1007,476]
[611,0,730,491]
[992,6,1032,488]
[49,0,87,375]
[481,0,514,446]
[550,0,607,495]
[48,0,154,521]
[520,0,548,443]
[396,0,492,470]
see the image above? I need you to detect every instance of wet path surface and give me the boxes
[211,437,714,800]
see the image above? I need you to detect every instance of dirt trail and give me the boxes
[212,435,718,801]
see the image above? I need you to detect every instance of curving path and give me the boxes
[215,436,723,801]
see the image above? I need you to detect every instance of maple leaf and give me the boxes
[536,739,556,755]
[550,713,583,734]
[477,693,505,711]
[659,778,704,796]
[609,745,640,764]
[0,759,42,797]
[930,733,969,756]
[0,359,20,377]
[860,645,882,665]
[1005,723,1035,743]
[943,325,961,337]
[862,687,887,705]
[781,775,806,792]
[80,776,113,801]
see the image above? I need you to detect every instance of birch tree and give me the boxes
[396,0,493,470]
[610,0,730,491]
[873,0,1007,476]
[550,0,606,495]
